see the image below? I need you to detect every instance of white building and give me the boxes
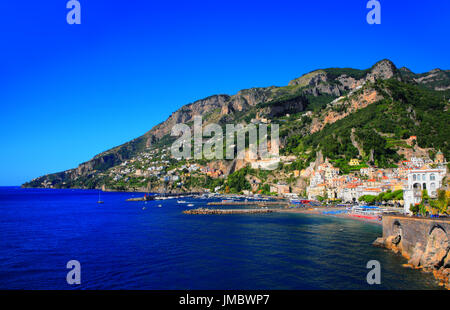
[324,167,340,180]
[310,172,324,187]
[339,184,360,203]
[360,167,374,177]
[403,168,446,214]
[307,184,326,200]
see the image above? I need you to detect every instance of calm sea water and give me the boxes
[0,187,441,289]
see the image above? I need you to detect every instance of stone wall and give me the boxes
[373,215,450,289]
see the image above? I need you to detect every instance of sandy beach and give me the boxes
[279,207,383,225]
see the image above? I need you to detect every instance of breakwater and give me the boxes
[126,196,155,202]
[207,201,289,207]
[126,192,202,201]
[373,215,450,288]
[183,208,275,215]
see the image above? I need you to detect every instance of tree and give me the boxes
[422,189,429,203]
[259,184,271,195]
[393,190,403,200]
[226,166,251,193]
[382,190,394,202]
[436,189,448,214]
[429,200,440,215]
[376,192,385,202]
[359,195,377,204]
[419,203,428,216]
[410,203,419,215]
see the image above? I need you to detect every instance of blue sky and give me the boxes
[0,0,449,186]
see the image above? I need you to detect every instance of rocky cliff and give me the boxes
[23,59,450,190]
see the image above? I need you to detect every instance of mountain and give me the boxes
[23,59,450,191]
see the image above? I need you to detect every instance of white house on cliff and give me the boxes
[403,167,446,214]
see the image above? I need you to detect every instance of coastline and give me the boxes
[279,207,383,226]
[16,186,384,225]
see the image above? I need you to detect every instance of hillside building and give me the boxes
[349,159,360,166]
[403,167,447,214]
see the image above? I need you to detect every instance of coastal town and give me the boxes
[105,138,449,288]
[16,56,450,291]
[4,0,450,294]
[86,134,449,217]
[25,59,450,220]
[304,146,448,215]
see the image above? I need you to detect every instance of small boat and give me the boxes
[97,191,104,204]
[177,200,187,204]
[187,204,194,207]
[157,204,162,208]
[142,207,147,210]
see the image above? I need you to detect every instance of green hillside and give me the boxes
[23,59,450,190]
[284,79,450,170]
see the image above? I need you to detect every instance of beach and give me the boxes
[280,207,383,225]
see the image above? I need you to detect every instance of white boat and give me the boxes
[157,204,162,208]
[187,204,194,207]
[177,200,187,204]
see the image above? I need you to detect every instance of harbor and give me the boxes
[126,195,155,202]
[183,208,275,215]
[207,200,289,207]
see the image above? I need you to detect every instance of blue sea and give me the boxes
[0,187,441,289]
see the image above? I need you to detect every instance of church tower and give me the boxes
[435,150,445,164]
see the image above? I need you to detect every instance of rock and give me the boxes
[385,235,394,246]
[373,237,385,247]
[420,227,449,268]
[382,234,403,254]
[408,247,424,268]
[441,268,450,277]
[444,252,450,268]
[392,235,401,245]
[309,88,383,134]
[365,59,397,82]
[433,249,449,268]
[288,70,328,87]
[221,104,230,115]
[384,235,397,252]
